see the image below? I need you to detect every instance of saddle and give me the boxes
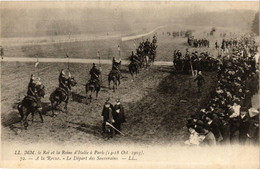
[56,87,69,95]
[24,95,41,108]
[25,95,38,102]
[89,78,100,88]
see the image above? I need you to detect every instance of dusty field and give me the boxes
[2,24,246,61]
[1,62,216,145]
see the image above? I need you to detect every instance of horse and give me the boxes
[108,70,120,92]
[49,77,77,117]
[17,84,46,129]
[85,79,100,103]
[128,61,139,81]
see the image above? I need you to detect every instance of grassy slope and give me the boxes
[1,62,216,145]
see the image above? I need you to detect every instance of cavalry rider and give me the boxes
[59,69,69,92]
[89,63,101,87]
[152,35,157,44]
[112,57,122,77]
[27,74,37,96]
[130,51,139,64]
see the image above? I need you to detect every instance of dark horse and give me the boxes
[17,84,46,129]
[85,79,100,103]
[108,70,120,92]
[128,61,139,81]
[49,77,77,117]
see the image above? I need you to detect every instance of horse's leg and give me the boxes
[51,101,56,117]
[90,90,92,102]
[113,81,115,92]
[23,111,30,129]
[18,104,24,121]
[31,111,34,123]
[96,90,99,99]
[64,101,68,112]
[38,109,44,123]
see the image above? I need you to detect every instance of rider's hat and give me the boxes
[116,99,120,103]
[93,63,96,67]
[105,97,110,103]
[31,74,35,80]
[61,69,65,75]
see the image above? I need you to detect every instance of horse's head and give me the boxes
[36,84,46,98]
[68,77,77,87]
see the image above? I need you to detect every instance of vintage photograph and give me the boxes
[0,1,259,168]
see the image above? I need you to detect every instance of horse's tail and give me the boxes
[49,90,59,103]
[17,102,24,119]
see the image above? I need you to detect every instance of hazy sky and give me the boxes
[1,1,259,12]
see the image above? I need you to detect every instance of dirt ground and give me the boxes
[1,61,216,145]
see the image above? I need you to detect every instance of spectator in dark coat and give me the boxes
[113,99,126,134]
[238,107,250,145]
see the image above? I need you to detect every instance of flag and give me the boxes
[35,55,39,68]
[34,61,39,68]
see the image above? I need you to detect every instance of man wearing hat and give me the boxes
[101,98,115,135]
[113,99,126,134]
[59,69,68,90]
[27,74,37,96]
[194,71,205,94]
[238,107,250,145]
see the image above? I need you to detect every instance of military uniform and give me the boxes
[113,99,126,133]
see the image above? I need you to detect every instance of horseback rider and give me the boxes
[144,39,151,55]
[27,74,37,96]
[112,57,122,77]
[89,63,101,87]
[59,69,69,91]
[25,74,43,112]
[152,35,157,44]
[130,51,139,64]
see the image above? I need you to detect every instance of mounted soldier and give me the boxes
[152,35,157,44]
[112,57,122,77]
[89,63,102,87]
[130,51,139,64]
[59,69,69,91]
[27,74,37,96]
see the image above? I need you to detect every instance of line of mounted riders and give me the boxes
[17,35,158,129]
[128,35,158,77]
[187,37,210,48]
[173,49,219,75]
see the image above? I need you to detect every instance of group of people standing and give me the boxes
[185,35,259,146]
[173,49,218,75]
[187,37,210,48]
[101,98,126,139]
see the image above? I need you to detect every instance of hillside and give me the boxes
[184,9,257,30]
